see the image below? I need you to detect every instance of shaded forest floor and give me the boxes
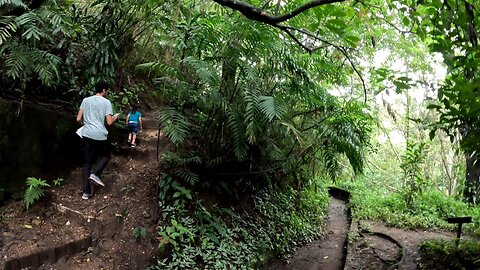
[1,113,167,269]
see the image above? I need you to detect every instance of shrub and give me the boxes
[418,239,480,270]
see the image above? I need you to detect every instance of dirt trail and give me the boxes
[265,197,349,270]
[1,112,166,270]
[345,220,456,270]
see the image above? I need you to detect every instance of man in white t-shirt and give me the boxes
[76,80,119,199]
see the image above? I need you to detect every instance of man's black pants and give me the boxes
[82,137,110,194]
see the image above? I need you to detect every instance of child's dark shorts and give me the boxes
[128,123,140,135]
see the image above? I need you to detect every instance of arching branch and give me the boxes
[280,25,368,102]
[211,0,367,102]
[211,0,347,25]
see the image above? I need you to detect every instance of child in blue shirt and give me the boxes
[125,104,143,147]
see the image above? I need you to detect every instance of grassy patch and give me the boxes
[418,239,480,270]
[337,180,480,235]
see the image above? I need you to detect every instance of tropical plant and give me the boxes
[131,226,147,242]
[401,141,427,210]
[0,0,67,89]
[52,177,63,187]
[24,177,50,209]
[146,2,375,267]
[396,0,480,203]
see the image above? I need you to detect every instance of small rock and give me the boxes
[142,211,150,218]
[66,221,71,226]
[32,219,42,226]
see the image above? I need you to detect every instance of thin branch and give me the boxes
[279,25,367,101]
[211,0,346,25]
[276,25,312,52]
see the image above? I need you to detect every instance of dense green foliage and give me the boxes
[398,0,480,202]
[338,179,480,235]
[2,0,480,267]
[418,239,480,270]
[150,171,328,268]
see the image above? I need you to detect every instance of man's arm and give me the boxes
[139,116,143,131]
[106,114,119,126]
[76,108,84,125]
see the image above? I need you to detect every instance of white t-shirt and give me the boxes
[79,95,113,141]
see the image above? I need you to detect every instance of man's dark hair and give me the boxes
[95,80,110,93]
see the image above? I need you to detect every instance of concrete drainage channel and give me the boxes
[332,186,406,270]
[328,186,406,270]
[3,204,95,270]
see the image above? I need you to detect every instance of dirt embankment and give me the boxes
[1,113,167,270]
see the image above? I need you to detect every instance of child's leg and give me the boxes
[131,134,137,145]
[128,133,132,142]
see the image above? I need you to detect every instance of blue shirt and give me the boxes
[128,111,142,123]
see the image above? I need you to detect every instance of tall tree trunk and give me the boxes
[464,152,480,204]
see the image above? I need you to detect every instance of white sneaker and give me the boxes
[89,174,105,187]
[82,192,93,200]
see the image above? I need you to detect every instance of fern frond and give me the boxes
[24,177,50,209]
[225,105,248,160]
[0,20,17,45]
[2,43,30,79]
[0,0,27,9]
[155,107,192,146]
[136,62,176,75]
[173,168,199,185]
[182,57,220,88]
[244,89,260,144]
[321,149,339,181]
[15,12,38,27]
[33,51,61,85]
[259,95,286,122]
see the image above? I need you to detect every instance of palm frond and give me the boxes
[182,57,220,89]
[225,105,248,160]
[0,0,27,9]
[244,89,260,144]
[155,107,192,146]
[0,20,17,45]
[259,95,286,122]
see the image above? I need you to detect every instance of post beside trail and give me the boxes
[446,217,472,246]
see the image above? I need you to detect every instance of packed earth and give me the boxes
[1,113,165,270]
